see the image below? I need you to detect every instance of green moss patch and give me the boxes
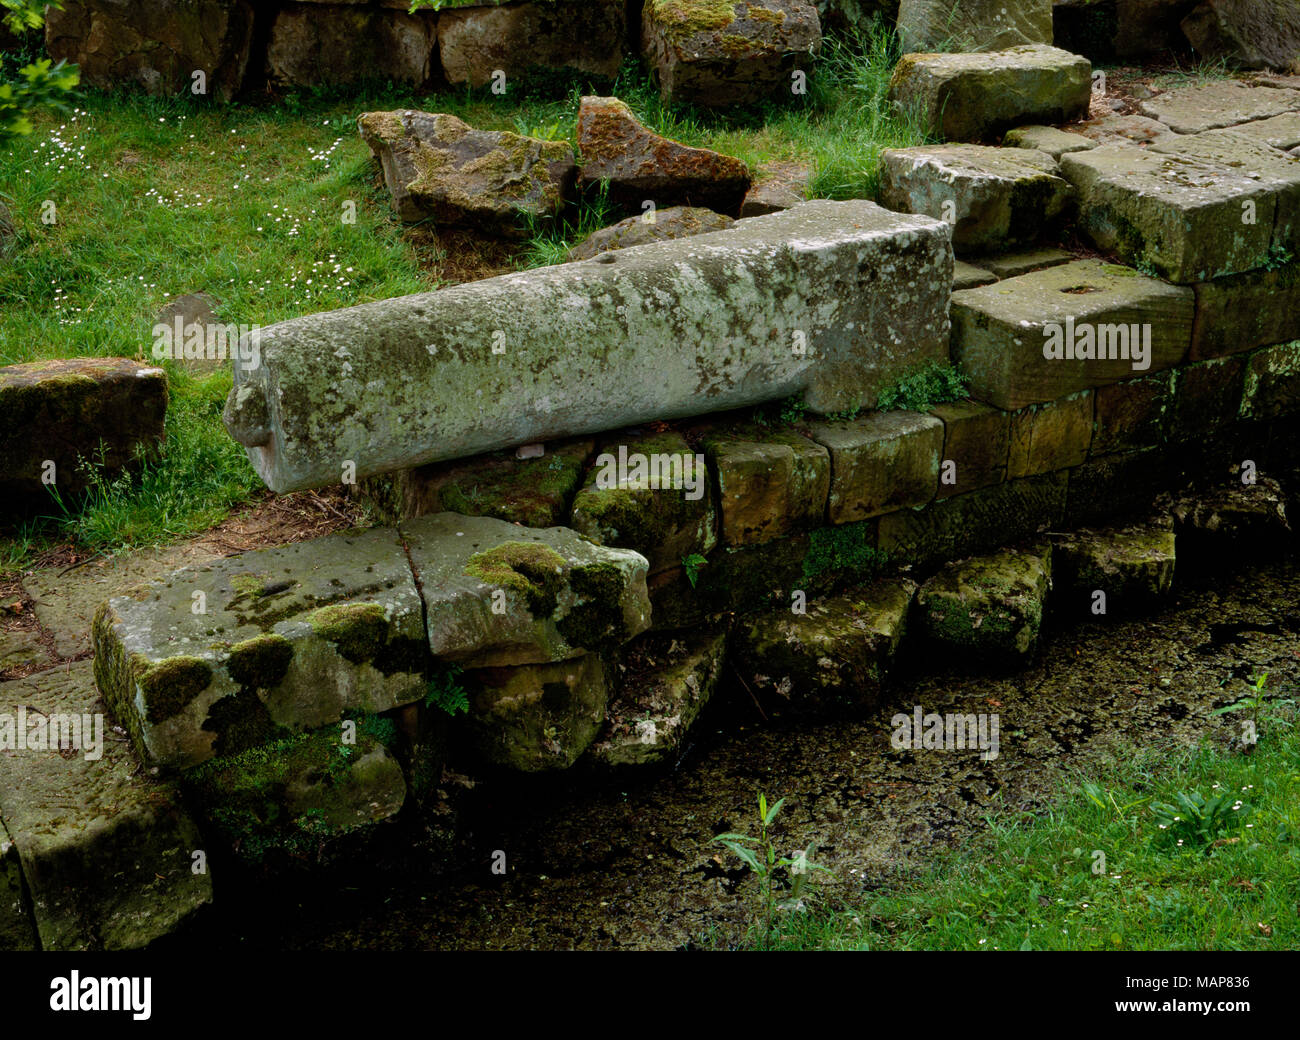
[307,602,389,664]
[137,655,213,723]
[465,542,567,618]
[226,634,294,690]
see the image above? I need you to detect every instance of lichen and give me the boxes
[651,0,739,42]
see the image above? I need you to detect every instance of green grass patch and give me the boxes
[767,709,1300,950]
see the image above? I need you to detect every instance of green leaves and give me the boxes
[1149,788,1253,851]
[2,57,81,145]
[681,552,707,589]
[712,792,831,947]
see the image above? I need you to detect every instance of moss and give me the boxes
[307,602,389,664]
[651,0,739,41]
[748,5,785,24]
[465,542,567,618]
[183,729,389,865]
[137,655,213,723]
[557,562,627,649]
[226,634,293,690]
[803,523,888,585]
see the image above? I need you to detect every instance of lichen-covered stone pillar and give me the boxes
[223,200,952,494]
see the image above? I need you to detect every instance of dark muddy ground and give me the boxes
[201,558,1300,951]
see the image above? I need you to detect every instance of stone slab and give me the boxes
[808,411,944,523]
[91,527,426,771]
[950,259,1193,410]
[402,512,652,668]
[0,663,212,950]
[223,201,953,494]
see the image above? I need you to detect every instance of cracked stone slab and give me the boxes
[402,512,651,669]
[91,527,426,771]
[0,662,212,950]
[1139,79,1300,134]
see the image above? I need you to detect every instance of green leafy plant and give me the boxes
[1211,671,1294,749]
[426,665,469,716]
[2,2,79,144]
[752,393,806,428]
[714,793,830,948]
[682,552,707,588]
[1149,788,1252,851]
[876,361,968,412]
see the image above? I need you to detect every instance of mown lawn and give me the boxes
[761,703,1300,951]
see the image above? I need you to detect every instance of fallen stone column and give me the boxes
[223,200,952,494]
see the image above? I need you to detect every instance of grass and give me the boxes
[0,21,924,571]
[763,706,1300,950]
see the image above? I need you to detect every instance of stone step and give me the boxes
[222,200,952,494]
[1051,519,1176,615]
[1061,135,1300,283]
[732,578,917,712]
[404,512,651,668]
[879,144,1074,253]
[888,45,1091,143]
[0,662,212,950]
[951,258,1193,410]
[587,629,727,768]
[915,543,1052,668]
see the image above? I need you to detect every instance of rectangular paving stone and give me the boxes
[951,259,1193,409]
[701,423,830,546]
[1191,262,1300,360]
[928,399,1010,498]
[1062,139,1300,283]
[808,411,944,523]
[1008,392,1094,478]
[1092,372,1176,455]
[0,662,212,950]
[92,527,427,771]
